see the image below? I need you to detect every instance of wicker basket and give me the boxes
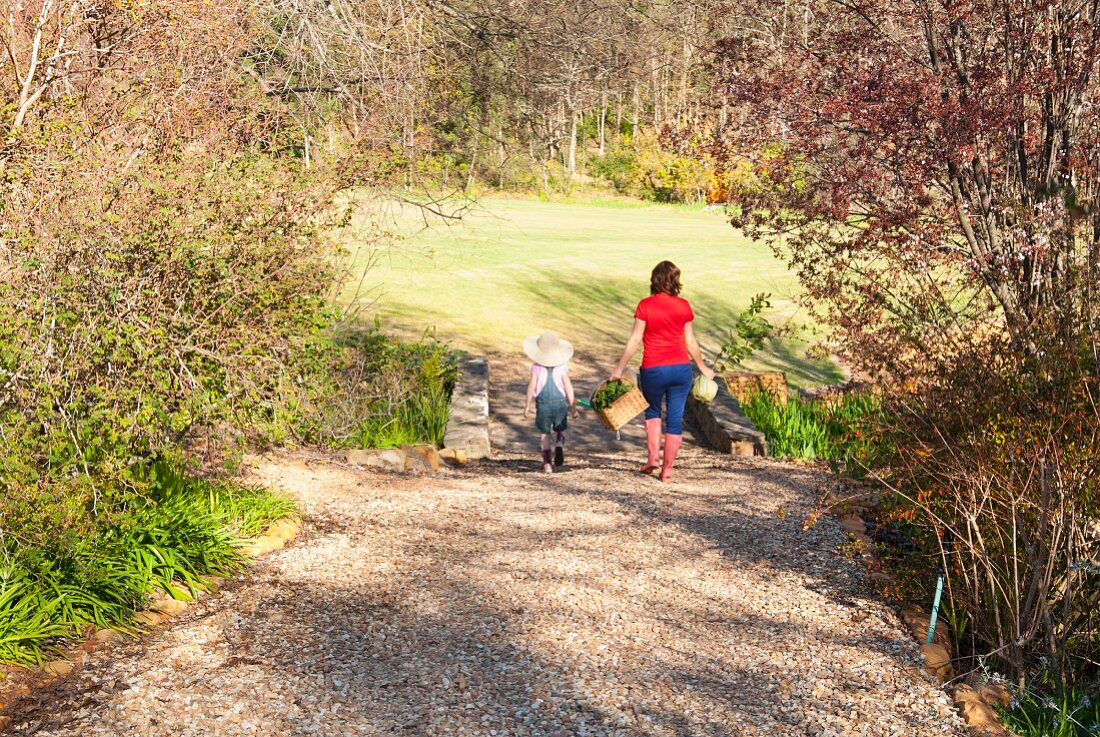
[591,380,649,431]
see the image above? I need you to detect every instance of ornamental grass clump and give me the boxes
[741,390,888,473]
[997,684,1100,737]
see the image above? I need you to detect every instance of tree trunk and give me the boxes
[567,108,578,178]
[616,90,623,136]
[467,143,478,190]
[651,55,661,128]
[599,92,607,155]
[498,126,507,188]
[679,41,691,125]
[632,83,640,135]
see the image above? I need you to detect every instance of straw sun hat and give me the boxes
[523,331,574,367]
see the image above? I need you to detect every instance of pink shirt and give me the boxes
[531,363,569,397]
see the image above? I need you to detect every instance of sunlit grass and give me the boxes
[342,196,842,388]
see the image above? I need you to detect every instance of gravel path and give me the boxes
[4,440,966,736]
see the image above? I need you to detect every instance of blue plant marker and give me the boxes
[927,573,944,645]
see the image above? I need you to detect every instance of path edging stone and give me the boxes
[443,356,491,460]
[687,380,767,456]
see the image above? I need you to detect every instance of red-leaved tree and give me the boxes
[719,0,1100,376]
[716,0,1100,685]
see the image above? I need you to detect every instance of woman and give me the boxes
[611,261,716,482]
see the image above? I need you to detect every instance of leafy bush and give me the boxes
[275,328,457,450]
[741,390,888,472]
[0,145,349,483]
[0,0,448,672]
[888,347,1100,688]
[717,0,1100,690]
[588,147,642,195]
[589,133,717,203]
[0,461,294,666]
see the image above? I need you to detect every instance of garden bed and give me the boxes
[0,461,296,669]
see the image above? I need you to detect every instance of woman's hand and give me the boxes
[702,366,717,381]
[523,405,531,419]
[609,369,623,381]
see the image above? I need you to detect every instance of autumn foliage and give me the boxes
[716,0,1100,685]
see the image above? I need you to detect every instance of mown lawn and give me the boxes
[344,196,842,388]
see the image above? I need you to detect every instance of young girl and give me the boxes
[522,331,578,473]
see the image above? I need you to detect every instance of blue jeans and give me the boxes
[639,363,693,435]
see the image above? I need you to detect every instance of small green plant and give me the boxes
[997,685,1100,737]
[592,380,635,410]
[716,293,775,371]
[0,569,66,666]
[276,327,457,450]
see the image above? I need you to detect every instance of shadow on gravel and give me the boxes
[513,466,864,612]
[171,508,920,737]
[3,458,947,737]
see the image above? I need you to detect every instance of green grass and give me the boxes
[345,196,841,388]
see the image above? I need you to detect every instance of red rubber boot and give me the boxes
[659,433,683,482]
[640,418,662,474]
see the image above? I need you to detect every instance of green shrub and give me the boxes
[887,352,1100,688]
[588,132,716,203]
[0,150,344,487]
[588,147,641,195]
[0,571,66,666]
[273,327,457,450]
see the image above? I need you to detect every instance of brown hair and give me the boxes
[650,260,682,296]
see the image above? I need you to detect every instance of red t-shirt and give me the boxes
[635,293,695,368]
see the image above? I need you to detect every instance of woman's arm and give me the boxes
[611,318,647,379]
[684,321,717,380]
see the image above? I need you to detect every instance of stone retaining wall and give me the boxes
[443,357,491,460]
[687,382,767,456]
